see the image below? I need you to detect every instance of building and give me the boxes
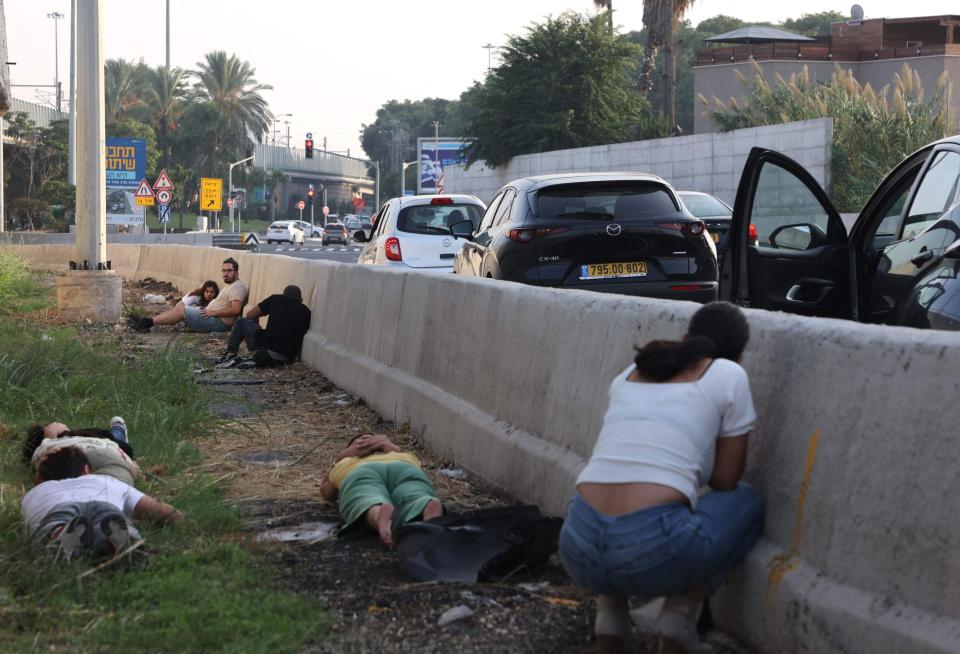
[694,13,960,133]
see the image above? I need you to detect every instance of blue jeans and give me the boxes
[183,305,229,332]
[227,317,262,354]
[559,484,764,598]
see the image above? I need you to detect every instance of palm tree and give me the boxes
[143,66,188,169]
[104,59,147,123]
[184,51,272,177]
[639,0,695,130]
[593,0,614,32]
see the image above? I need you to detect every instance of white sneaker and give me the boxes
[595,595,632,639]
[655,596,712,653]
[109,416,128,442]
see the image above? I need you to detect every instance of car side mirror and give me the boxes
[768,223,826,250]
[353,231,368,243]
[449,219,475,241]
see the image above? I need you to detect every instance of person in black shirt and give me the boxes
[216,285,312,367]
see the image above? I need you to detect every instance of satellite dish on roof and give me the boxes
[851,4,865,20]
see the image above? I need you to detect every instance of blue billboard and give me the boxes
[105,137,147,225]
[417,138,471,194]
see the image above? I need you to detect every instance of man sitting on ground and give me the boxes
[21,447,182,561]
[216,284,312,367]
[320,433,443,547]
[130,258,249,333]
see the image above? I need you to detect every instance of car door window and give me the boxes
[901,150,960,240]
[492,190,517,228]
[752,162,839,250]
[477,192,505,233]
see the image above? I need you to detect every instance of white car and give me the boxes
[266,220,305,245]
[294,220,322,238]
[355,195,486,271]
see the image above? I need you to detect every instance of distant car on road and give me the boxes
[677,191,733,250]
[722,139,960,330]
[452,173,718,302]
[266,220,305,245]
[294,220,322,238]
[322,223,349,246]
[355,195,485,271]
[345,216,362,231]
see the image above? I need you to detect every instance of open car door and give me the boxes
[720,147,852,319]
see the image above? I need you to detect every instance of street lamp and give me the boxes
[229,154,254,233]
[400,160,418,197]
[47,11,65,111]
[271,113,292,146]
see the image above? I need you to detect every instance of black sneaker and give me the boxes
[215,352,241,368]
[128,316,153,332]
[235,357,258,370]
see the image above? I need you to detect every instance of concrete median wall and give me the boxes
[5,243,959,654]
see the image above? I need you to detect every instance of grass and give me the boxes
[0,250,55,315]
[0,251,328,652]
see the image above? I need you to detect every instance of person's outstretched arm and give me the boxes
[133,495,183,525]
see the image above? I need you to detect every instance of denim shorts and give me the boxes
[559,484,764,598]
[183,304,229,332]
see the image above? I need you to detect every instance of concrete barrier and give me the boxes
[4,243,959,654]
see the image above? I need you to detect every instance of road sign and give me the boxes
[243,232,260,246]
[153,169,175,191]
[306,132,313,139]
[227,197,235,208]
[200,177,223,212]
[322,205,330,216]
[134,178,155,206]
[156,189,173,205]
[297,200,305,210]
[158,203,171,224]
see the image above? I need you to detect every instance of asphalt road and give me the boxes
[257,239,362,263]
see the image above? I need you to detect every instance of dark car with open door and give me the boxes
[722,139,960,329]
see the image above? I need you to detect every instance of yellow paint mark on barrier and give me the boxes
[763,430,821,632]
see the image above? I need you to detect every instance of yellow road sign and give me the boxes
[200,177,223,212]
[135,196,155,207]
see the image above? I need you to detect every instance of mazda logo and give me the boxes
[606,224,622,236]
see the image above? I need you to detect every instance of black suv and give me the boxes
[452,173,718,302]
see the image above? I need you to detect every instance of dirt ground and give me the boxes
[80,279,753,654]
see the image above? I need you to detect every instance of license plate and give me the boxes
[711,232,720,243]
[579,261,647,280]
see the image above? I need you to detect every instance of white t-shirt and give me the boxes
[576,359,756,508]
[21,475,145,533]
[182,294,201,307]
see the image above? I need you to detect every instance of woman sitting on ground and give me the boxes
[559,301,764,653]
[179,280,219,308]
[320,433,443,546]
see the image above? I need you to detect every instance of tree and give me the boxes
[465,13,663,167]
[593,0,614,32]
[105,59,148,123]
[781,11,847,37]
[4,114,72,230]
[143,66,189,170]
[638,0,696,130]
[106,117,159,173]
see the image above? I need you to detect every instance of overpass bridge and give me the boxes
[253,143,378,221]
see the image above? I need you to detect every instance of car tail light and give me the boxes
[507,227,570,242]
[748,223,758,242]
[657,220,706,236]
[431,197,454,205]
[385,237,402,261]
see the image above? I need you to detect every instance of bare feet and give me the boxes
[376,503,395,546]
[422,499,443,521]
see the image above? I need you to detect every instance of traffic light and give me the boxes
[305,138,314,158]
[307,187,315,205]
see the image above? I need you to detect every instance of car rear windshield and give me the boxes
[681,194,730,218]
[397,204,484,235]
[537,182,678,221]
[324,223,343,230]
[269,223,288,230]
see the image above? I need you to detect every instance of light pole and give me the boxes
[47,11,65,111]
[271,113,292,146]
[228,154,254,232]
[400,160,418,197]
[68,1,76,185]
[432,120,440,194]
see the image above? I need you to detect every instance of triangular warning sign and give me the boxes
[134,178,155,198]
[153,169,175,191]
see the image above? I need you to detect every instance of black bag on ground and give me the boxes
[392,504,563,583]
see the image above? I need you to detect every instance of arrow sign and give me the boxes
[156,189,173,205]
[243,233,260,246]
[153,169,175,191]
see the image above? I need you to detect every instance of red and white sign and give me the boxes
[322,205,330,216]
[153,169,175,191]
[134,178,155,198]
[227,197,235,208]
[297,200,306,210]
[156,189,173,205]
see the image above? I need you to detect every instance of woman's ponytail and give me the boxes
[633,335,715,382]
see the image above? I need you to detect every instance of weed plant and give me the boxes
[0,319,326,651]
[0,250,54,315]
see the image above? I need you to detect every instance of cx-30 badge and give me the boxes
[606,224,622,236]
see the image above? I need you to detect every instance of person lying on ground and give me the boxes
[320,433,444,547]
[179,280,220,308]
[21,446,182,561]
[23,416,134,462]
[558,301,763,654]
[216,284,312,367]
[130,258,248,333]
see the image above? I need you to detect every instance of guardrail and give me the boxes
[210,233,260,251]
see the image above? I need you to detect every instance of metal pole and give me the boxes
[48,12,64,112]
[0,117,4,232]
[374,161,380,212]
[165,0,170,69]
[75,0,106,268]
[400,163,405,197]
[432,120,439,194]
[68,0,76,185]
[228,163,234,232]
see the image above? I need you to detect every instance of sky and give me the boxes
[4,0,957,159]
